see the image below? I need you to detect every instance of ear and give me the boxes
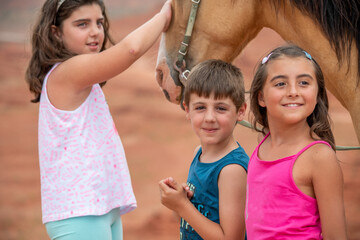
[51,25,62,41]
[258,91,266,107]
[183,103,190,120]
[236,103,247,122]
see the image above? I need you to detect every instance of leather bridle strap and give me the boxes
[174,0,201,85]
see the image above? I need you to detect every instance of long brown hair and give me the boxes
[250,44,335,150]
[25,0,114,103]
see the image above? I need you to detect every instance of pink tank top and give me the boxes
[245,133,331,239]
[38,63,136,223]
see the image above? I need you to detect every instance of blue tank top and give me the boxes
[180,143,249,240]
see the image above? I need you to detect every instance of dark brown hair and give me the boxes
[250,44,335,150]
[184,59,245,111]
[25,0,114,103]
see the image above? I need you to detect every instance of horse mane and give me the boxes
[273,0,360,78]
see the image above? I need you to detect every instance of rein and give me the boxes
[174,0,359,151]
[174,0,201,86]
[239,120,360,151]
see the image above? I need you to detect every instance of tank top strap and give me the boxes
[259,132,270,146]
[43,63,61,87]
[256,132,270,152]
[295,140,331,158]
[250,132,270,161]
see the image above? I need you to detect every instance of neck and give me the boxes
[200,136,238,163]
[267,120,312,147]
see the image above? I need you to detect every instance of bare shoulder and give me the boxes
[219,164,247,181]
[302,142,341,179]
[304,142,337,166]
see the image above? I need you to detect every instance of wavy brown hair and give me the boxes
[250,45,335,150]
[25,0,114,103]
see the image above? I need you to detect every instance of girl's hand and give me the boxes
[160,0,172,31]
[159,177,189,212]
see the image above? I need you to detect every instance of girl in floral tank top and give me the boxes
[25,0,172,239]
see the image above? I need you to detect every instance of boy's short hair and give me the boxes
[184,59,245,110]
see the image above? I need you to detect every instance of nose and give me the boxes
[204,109,216,122]
[287,83,299,97]
[90,23,101,36]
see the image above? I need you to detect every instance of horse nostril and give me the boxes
[156,69,164,85]
[163,89,170,101]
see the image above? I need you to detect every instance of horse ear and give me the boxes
[258,92,266,107]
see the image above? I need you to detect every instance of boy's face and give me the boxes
[184,93,246,147]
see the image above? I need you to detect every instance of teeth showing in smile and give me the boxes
[285,103,300,107]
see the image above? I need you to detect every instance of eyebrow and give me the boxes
[73,17,104,23]
[270,73,314,82]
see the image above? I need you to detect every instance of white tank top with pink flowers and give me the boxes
[38,63,136,223]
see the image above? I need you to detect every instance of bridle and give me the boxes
[171,0,360,151]
[174,0,201,86]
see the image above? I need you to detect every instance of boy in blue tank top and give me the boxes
[159,59,249,240]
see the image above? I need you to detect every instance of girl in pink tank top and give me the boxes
[246,45,347,239]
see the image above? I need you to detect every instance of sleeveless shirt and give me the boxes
[180,144,249,240]
[245,133,331,239]
[38,63,136,223]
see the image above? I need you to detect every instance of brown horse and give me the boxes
[155,0,360,143]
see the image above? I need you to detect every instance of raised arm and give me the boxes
[312,145,347,240]
[48,1,172,109]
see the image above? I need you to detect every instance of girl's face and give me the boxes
[258,56,319,126]
[185,93,246,147]
[54,3,105,55]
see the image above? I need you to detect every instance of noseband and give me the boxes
[174,0,201,86]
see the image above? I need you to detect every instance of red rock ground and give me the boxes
[0,3,359,240]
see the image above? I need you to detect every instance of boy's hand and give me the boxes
[162,177,194,199]
[182,183,194,199]
[160,0,172,32]
[159,177,189,212]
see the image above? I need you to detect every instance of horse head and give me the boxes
[155,0,261,106]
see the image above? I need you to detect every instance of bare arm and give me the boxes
[312,145,347,239]
[159,164,247,240]
[48,1,172,109]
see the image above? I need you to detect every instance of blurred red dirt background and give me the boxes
[0,1,359,239]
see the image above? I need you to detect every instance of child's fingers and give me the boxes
[181,183,189,191]
[187,189,194,199]
[159,179,171,191]
[181,183,194,199]
[166,177,178,189]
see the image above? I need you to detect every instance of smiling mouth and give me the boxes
[203,128,218,132]
[283,103,302,107]
[87,42,98,47]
